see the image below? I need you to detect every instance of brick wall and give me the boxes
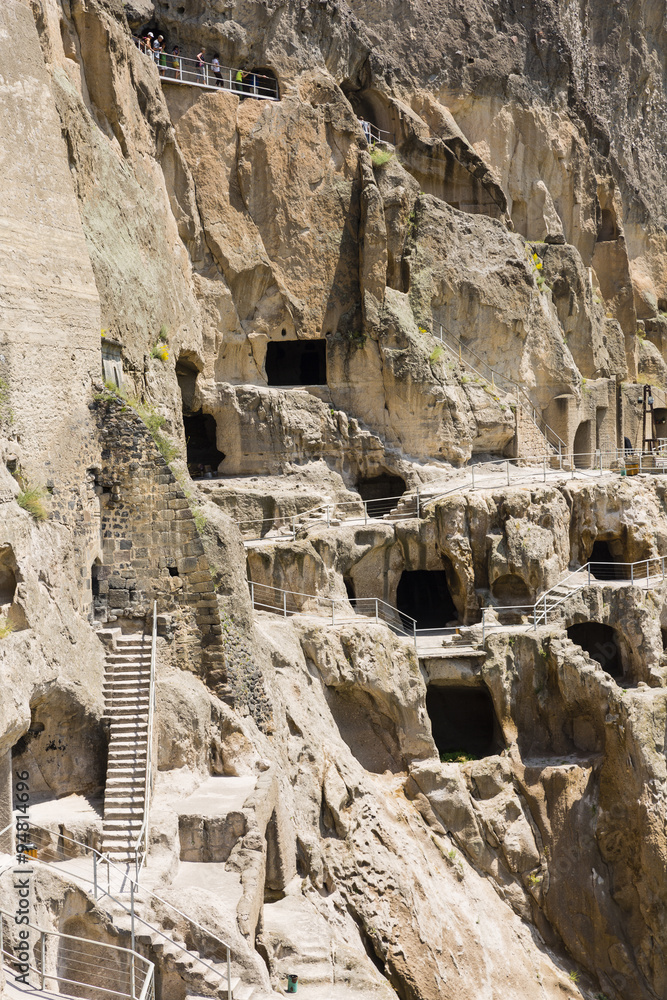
[92,396,228,698]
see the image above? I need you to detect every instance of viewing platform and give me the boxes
[134,40,279,101]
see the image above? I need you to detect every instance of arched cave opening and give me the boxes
[183,410,225,476]
[661,627,667,651]
[344,576,356,601]
[588,540,623,580]
[396,569,457,630]
[426,684,501,760]
[356,473,407,517]
[491,573,532,608]
[12,688,107,800]
[597,207,619,242]
[566,622,623,678]
[265,339,327,386]
[573,420,593,467]
[0,552,17,607]
[176,352,202,412]
[248,67,279,100]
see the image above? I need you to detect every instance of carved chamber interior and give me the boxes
[426,684,502,759]
[265,339,327,386]
[396,570,457,629]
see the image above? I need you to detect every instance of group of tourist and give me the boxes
[135,32,264,94]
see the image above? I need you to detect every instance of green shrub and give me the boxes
[370,147,393,167]
[158,324,169,343]
[0,616,14,639]
[429,345,445,363]
[17,483,49,522]
[440,751,474,763]
[151,343,169,362]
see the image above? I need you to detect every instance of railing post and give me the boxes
[481,608,485,644]
[250,580,255,608]
[631,563,634,585]
[663,556,665,581]
[416,487,420,519]
[40,931,45,990]
[543,458,546,482]
[587,563,591,586]
[375,599,379,624]
[283,590,287,617]
[0,911,4,959]
[130,879,136,954]
[292,516,296,540]
[506,460,510,486]
[131,952,136,1000]
[227,947,232,1000]
[326,504,331,527]
[413,620,417,652]
[364,501,368,525]
[647,560,650,588]
[331,599,335,625]
[471,464,475,490]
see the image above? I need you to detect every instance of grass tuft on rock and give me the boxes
[17,483,49,521]
[0,616,14,639]
[370,147,394,167]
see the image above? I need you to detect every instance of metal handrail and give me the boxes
[0,906,154,1000]
[133,40,279,100]
[134,602,157,882]
[481,555,667,639]
[234,444,667,541]
[25,824,233,1000]
[436,329,567,452]
[248,579,419,648]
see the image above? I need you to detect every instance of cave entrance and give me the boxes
[588,540,623,580]
[396,569,457,630]
[344,577,356,601]
[573,420,593,467]
[265,340,327,386]
[184,410,225,476]
[426,684,501,760]
[491,574,532,608]
[248,67,279,100]
[356,474,406,517]
[0,550,16,607]
[566,622,623,678]
[597,207,619,243]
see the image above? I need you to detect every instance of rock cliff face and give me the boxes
[3,0,667,998]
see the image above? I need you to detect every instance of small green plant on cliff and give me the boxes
[345,329,367,348]
[528,873,542,886]
[440,750,474,763]
[429,344,445,363]
[370,146,393,168]
[17,482,49,522]
[568,971,580,983]
[151,343,169,362]
[0,616,14,639]
[158,324,169,343]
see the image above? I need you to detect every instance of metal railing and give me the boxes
[360,121,393,147]
[480,555,667,639]
[133,602,157,883]
[232,443,667,542]
[248,579,419,647]
[0,907,154,1000]
[24,825,234,1000]
[133,40,278,100]
[435,327,567,454]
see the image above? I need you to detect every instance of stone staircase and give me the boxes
[100,630,152,864]
[112,911,255,1000]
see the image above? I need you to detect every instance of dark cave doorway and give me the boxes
[396,569,457,630]
[566,622,623,678]
[265,340,327,386]
[588,540,623,580]
[426,684,501,760]
[356,474,407,517]
[183,410,225,475]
